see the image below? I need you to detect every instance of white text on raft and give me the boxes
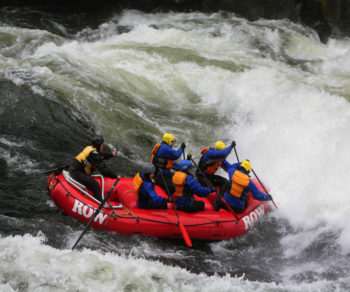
[72,200,108,224]
[242,205,265,230]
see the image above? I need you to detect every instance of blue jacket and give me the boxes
[175,174,211,208]
[137,173,166,208]
[223,162,269,209]
[155,143,183,176]
[199,146,232,174]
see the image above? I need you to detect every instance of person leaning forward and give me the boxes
[213,160,272,213]
[69,135,120,201]
[173,159,214,213]
[150,133,185,194]
[133,163,168,209]
[196,140,235,196]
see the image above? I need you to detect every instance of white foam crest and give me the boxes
[107,10,275,66]
[211,56,350,254]
[0,234,346,292]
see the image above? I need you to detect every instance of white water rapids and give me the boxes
[1,9,350,291]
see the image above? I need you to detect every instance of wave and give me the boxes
[1,9,350,289]
[1,234,348,292]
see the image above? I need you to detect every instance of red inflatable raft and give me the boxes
[46,170,269,242]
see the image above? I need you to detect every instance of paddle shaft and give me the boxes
[159,171,192,247]
[43,164,68,175]
[72,177,120,250]
[233,145,278,209]
[101,175,119,218]
[251,169,278,209]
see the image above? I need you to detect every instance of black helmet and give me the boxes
[91,135,104,148]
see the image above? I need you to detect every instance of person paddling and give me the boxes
[133,163,168,209]
[173,159,215,213]
[150,133,186,194]
[196,140,236,196]
[69,135,120,201]
[213,160,272,212]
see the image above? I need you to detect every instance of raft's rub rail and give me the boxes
[61,170,123,210]
[54,173,265,229]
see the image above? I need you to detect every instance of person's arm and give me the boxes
[221,159,230,172]
[142,182,166,205]
[102,148,117,160]
[207,146,232,160]
[173,161,179,170]
[248,180,269,201]
[158,144,183,160]
[186,175,211,197]
[89,152,118,178]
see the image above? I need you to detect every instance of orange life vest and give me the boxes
[229,170,250,198]
[150,143,174,170]
[133,173,143,195]
[200,147,223,175]
[172,172,188,197]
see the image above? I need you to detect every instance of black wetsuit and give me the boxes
[70,149,117,201]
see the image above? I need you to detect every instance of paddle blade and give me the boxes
[178,220,192,247]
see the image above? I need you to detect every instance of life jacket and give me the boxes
[172,172,189,197]
[199,147,223,175]
[150,143,174,170]
[133,173,143,194]
[229,170,250,198]
[75,146,97,175]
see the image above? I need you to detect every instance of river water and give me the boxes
[0,7,350,292]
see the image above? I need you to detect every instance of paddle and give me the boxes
[233,145,278,209]
[159,171,192,247]
[43,164,68,175]
[251,169,278,209]
[188,155,239,222]
[71,177,121,250]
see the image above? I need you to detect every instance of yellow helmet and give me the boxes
[214,141,226,150]
[162,133,175,146]
[240,160,252,173]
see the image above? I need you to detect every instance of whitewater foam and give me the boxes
[1,234,347,292]
[1,9,350,289]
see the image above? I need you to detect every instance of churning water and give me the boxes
[0,8,350,291]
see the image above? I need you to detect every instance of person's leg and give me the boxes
[209,175,229,196]
[196,171,208,187]
[70,171,102,201]
[147,200,168,210]
[213,197,226,211]
[179,200,205,213]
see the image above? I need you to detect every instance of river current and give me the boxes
[0,7,350,292]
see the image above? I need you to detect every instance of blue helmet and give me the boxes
[178,159,192,173]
